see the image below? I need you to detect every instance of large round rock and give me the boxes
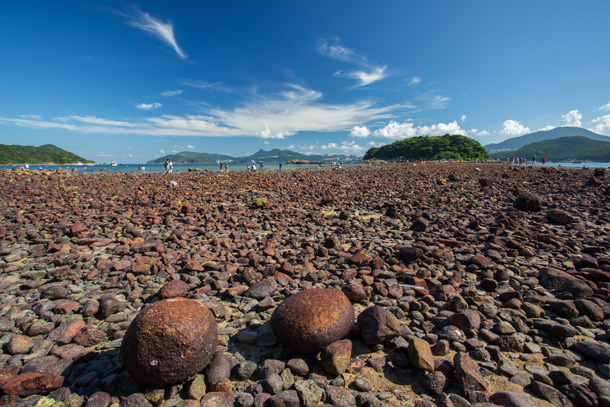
[120,298,218,385]
[270,288,354,353]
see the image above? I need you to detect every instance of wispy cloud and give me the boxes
[599,101,610,111]
[346,66,388,87]
[161,90,184,98]
[0,84,397,139]
[318,39,388,87]
[136,103,162,110]
[124,8,186,59]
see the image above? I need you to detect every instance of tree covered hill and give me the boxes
[363,134,490,161]
[484,126,610,153]
[489,136,610,162]
[0,144,95,165]
[148,149,358,164]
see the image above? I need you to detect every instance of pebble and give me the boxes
[1,164,610,406]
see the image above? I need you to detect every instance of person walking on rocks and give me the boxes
[542,156,547,165]
[164,159,170,174]
[532,155,536,166]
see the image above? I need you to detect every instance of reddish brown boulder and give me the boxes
[158,279,189,299]
[270,288,354,353]
[0,372,63,396]
[120,298,218,385]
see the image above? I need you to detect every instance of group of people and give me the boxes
[164,159,173,173]
[505,156,547,165]
[218,163,229,172]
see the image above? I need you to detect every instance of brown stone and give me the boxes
[454,352,489,403]
[120,298,218,385]
[270,288,354,353]
[408,337,435,372]
[320,339,352,376]
[0,372,63,396]
[357,305,401,345]
[158,279,189,299]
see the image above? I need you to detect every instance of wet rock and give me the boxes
[270,288,354,353]
[120,298,218,385]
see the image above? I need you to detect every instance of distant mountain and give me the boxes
[489,136,610,162]
[0,144,95,165]
[147,149,359,164]
[363,134,489,161]
[485,127,610,153]
[147,151,233,164]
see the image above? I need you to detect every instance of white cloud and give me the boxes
[159,149,166,154]
[126,8,186,59]
[318,40,354,62]
[0,84,397,139]
[187,145,195,149]
[591,115,610,135]
[350,126,370,138]
[539,125,556,131]
[499,119,530,136]
[372,120,466,140]
[599,101,610,111]
[460,115,467,122]
[346,66,388,87]
[320,140,366,154]
[162,89,184,98]
[264,141,270,145]
[319,39,388,86]
[468,128,490,137]
[408,77,422,86]
[561,110,582,127]
[136,103,162,110]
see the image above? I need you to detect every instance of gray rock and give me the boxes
[490,391,535,407]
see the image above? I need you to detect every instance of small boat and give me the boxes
[111,161,117,166]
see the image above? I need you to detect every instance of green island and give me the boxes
[363,134,490,161]
[0,144,95,165]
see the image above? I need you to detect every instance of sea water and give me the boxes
[2,161,609,174]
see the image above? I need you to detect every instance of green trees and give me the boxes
[363,134,490,161]
[0,144,95,165]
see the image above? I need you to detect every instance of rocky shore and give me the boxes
[1,163,610,407]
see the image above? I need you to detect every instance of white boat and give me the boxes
[111,161,117,166]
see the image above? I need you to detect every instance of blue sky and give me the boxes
[2,1,610,163]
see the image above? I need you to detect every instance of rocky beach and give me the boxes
[1,162,610,407]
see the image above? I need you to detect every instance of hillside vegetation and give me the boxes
[489,136,610,162]
[148,148,357,164]
[0,144,95,165]
[484,126,610,152]
[364,134,490,161]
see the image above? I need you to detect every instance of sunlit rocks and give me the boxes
[270,288,354,353]
[120,298,218,385]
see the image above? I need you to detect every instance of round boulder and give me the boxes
[270,288,354,353]
[120,298,218,385]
